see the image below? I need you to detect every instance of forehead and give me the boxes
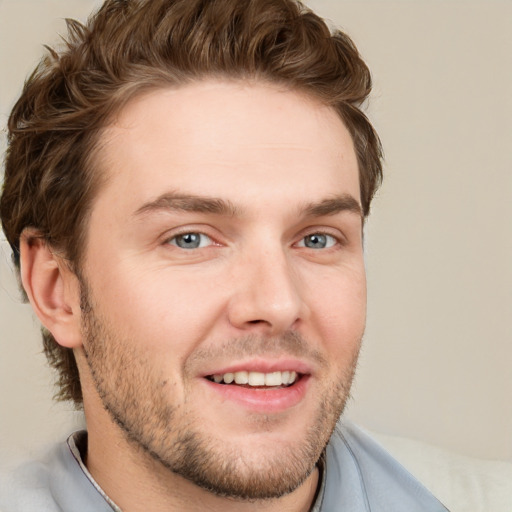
[93,80,360,215]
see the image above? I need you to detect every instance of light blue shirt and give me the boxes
[0,422,449,511]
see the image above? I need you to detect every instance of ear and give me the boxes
[20,229,83,348]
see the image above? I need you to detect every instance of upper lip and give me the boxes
[200,358,313,377]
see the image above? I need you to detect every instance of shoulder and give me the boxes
[0,432,115,512]
[320,422,449,511]
[371,428,512,512]
[0,456,61,512]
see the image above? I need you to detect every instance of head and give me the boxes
[0,0,382,502]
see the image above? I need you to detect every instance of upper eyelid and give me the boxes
[161,225,220,241]
[295,232,340,248]
[295,227,346,244]
[168,232,211,241]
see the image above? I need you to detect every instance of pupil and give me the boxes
[306,234,326,248]
[178,233,200,248]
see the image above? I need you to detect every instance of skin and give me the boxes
[22,80,366,511]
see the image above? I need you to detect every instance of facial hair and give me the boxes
[80,283,361,500]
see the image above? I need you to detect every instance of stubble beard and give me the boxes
[80,286,361,501]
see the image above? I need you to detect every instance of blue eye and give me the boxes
[298,233,337,249]
[169,232,212,249]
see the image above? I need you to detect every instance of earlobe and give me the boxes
[20,229,83,349]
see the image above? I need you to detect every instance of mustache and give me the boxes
[186,331,328,370]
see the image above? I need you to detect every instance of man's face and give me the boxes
[79,80,366,499]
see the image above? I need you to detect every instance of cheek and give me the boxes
[87,263,227,358]
[306,264,367,349]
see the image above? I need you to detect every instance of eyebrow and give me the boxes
[134,191,362,219]
[302,195,363,219]
[134,192,240,217]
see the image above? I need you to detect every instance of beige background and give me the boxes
[1,0,511,463]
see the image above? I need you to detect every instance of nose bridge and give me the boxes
[228,239,304,333]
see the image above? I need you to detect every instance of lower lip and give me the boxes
[202,375,311,414]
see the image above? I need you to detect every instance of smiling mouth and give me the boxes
[206,370,299,388]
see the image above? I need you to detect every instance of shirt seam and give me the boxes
[338,429,372,512]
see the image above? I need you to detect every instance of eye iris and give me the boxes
[305,234,327,249]
[176,233,201,249]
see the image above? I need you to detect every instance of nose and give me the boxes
[227,246,305,335]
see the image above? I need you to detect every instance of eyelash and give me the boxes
[167,232,214,249]
[163,228,344,251]
[295,232,339,250]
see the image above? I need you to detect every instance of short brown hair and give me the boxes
[0,0,383,406]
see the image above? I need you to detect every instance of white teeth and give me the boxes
[265,371,281,386]
[234,371,249,384]
[248,372,265,386]
[210,370,299,387]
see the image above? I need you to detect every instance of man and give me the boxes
[0,0,449,510]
